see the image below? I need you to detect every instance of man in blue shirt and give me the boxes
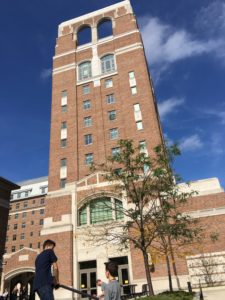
[33,240,59,300]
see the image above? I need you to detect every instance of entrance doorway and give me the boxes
[79,261,97,297]
[5,271,35,300]
[110,256,130,295]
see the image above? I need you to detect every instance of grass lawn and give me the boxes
[140,291,195,300]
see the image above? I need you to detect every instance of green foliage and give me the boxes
[141,291,195,300]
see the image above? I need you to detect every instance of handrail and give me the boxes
[59,284,99,300]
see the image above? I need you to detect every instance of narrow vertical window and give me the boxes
[105,79,113,88]
[61,91,67,112]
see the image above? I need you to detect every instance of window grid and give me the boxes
[85,153,93,165]
[105,79,113,88]
[79,62,92,80]
[106,94,115,104]
[101,55,115,74]
[136,121,143,130]
[61,139,67,148]
[84,134,93,145]
[108,110,116,121]
[83,85,90,95]
[83,100,91,110]
[109,128,118,140]
[84,116,92,127]
[90,198,113,224]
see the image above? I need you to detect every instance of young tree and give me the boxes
[84,139,202,294]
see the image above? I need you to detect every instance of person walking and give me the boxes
[33,239,59,300]
[96,279,107,298]
[104,262,121,300]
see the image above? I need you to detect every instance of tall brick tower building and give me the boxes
[2,1,225,298]
[44,0,162,298]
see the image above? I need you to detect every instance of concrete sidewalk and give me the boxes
[194,286,225,300]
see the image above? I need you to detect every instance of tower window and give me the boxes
[83,100,91,110]
[136,121,143,130]
[97,19,113,40]
[61,122,67,129]
[108,110,116,121]
[131,86,137,95]
[82,85,90,95]
[77,25,92,46]
[101,55,115,74]
[61,139,67,148]
[84,134,93,145]
[84,116,92,127]
[112,147,120,157]
[106,94,115,104]
[61,158,67,167]
[85,153,93,165]
[79,61,92,81]
[60,178,66,189]
[105,79,113,88]
[109,128,118,140]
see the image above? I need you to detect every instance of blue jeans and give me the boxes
[37,285,54,300]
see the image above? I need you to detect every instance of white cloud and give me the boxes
[139,12,225,80]
[179,134,203,152]
[40,68,52,80]
[203,109,225,125]
[158,97,185,120]
[210,133,225,155]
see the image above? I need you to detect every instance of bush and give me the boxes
[140,291,195,300]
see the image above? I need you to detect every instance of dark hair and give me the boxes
[105,261,118,277]
[43,239,56,249]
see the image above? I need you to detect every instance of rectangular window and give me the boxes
[32,210,35,215]
[13,234,17,241]
[83,85,90,95]
[109,128,118,140]
[30,232,33,237]
[29,243,32,248]
[60,179,66,189]
[14,224,18,230]
[31,221,34,225]
[105,79,113,88]
[22,212,27,218]
[61,139,67,148]
[24,202,28,208]
[84,116,92,127]
[139,141,147,150]
[112,147,120,157]
[85,153,93,165]
[21,233,25,240]
[15,214,18,219]
[40,198,45,204]
[61,122,67,129]
[40,209,45,215]
[134,103,140,112]
[84,134,93,145]
[108,110,116,121]
[38,242,41,248]
[129,71,135,79]
[61,90,67,102]
[136,121,143,130]
[20,245,24,250]
[61,158,67,167]
[40,219,44,225]
[61,105,67,113]
[131,86,137,95]
[79,206,87,226]
[83,100,91,110]
[12,246,16,252]
[22,222,26,228]
[106,94,115,104]
[16,203,20,209]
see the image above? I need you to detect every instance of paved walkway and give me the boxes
[194,287,225,300]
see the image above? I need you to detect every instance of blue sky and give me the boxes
[0,0,224,187]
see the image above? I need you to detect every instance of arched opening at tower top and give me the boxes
[97,18,113,39]
[77,25,92,45]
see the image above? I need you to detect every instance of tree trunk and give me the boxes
[170,251,181,290]
[165,254,173,292]
[143,251,154,296]
[168,236,181,290]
